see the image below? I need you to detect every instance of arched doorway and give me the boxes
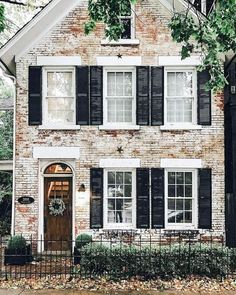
[44,163,73,251]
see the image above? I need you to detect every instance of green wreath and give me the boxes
[48,199,66,216]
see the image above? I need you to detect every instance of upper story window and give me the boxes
[103,68,136,126]
[120,3,134,40]
[43,67,75,126]
[191,0,215,15]
[164,69,197,125]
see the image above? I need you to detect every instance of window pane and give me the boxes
[185,172,192,184]
[185,199,192,210]
[108,211,115,223]
[108,171,115,184]
[116,185,124,198]
[108,185,115,198]
[108,199,115,210]
[124,210,132,223]
[168,185,175,198]
[167,72,176,96]
[47,72,73,97]
[184,211,192,223]
[176,199,184,210]
[47,96,74,124]
[185,185,192,198]
[177,172,184,184]
[124,72,132,96]
[125,172,132,184]
[116,73,123,96]
[116,172,124,184]
[124,185,132,198]
[107,73,116,96]
[168,199,175,210]
[168,172,175,184]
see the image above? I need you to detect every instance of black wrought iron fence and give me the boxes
[1,231,236,280]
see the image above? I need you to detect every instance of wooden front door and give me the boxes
[44,177,72,251]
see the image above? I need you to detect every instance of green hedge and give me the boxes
[79,243,229,278]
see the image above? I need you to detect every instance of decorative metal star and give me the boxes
[117,146,124,153]
[117,53,122,59]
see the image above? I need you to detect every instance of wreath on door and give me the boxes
[48,199,66,216]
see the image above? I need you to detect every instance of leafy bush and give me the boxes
[7,235,27,251]
[80,243,229,279]
[75,233,92,249]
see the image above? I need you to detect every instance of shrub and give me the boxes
[79,242,229,279]
[75,233,92,249]
[7,235,27,251]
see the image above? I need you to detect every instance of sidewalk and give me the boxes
[1,290,236,295]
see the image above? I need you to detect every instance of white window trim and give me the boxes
[102,67,136,128]
[37,56,81,66]
[42,66,76,127]
[158,56,202,66]
[97,56,141,66]
[103,168,136,229]
[163,67,198,129]
[165,168,198,230]
[160,158,202,169]
[100,158,141,168]
[33,147,80,159]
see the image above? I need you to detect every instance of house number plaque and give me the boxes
[18,196,35,205]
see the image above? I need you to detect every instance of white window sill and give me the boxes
[99,125,140,130]
[39,125,81,130]
[164,225,197,230]
[160,124,202,131]
[101,39,140,45]
[103,225,135,230]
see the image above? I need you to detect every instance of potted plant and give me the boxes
[74,233,92,265]
[4,235,33,265]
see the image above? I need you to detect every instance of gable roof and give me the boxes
[0,0,196,76]
[0,0,82,76]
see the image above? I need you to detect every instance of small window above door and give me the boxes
[44,163,72,174]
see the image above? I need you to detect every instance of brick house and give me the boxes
[0,0,225,251]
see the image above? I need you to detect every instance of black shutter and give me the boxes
[28,66,42,125]
[151,168,165,228]
[136,66,150,125]
[151,67,164,126]
[136,168,150,228]
[76,66,89,125]
[90,66,103,125]
[90,168,103,229]
[198,168,212,229]
[197,70,211,125]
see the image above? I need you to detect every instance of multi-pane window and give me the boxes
[166,170,196,226]
[120,3,134,39]
[105,170,134,227]
[165,70,196,124]
[105,69,135,125]
[44,68,75,125]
